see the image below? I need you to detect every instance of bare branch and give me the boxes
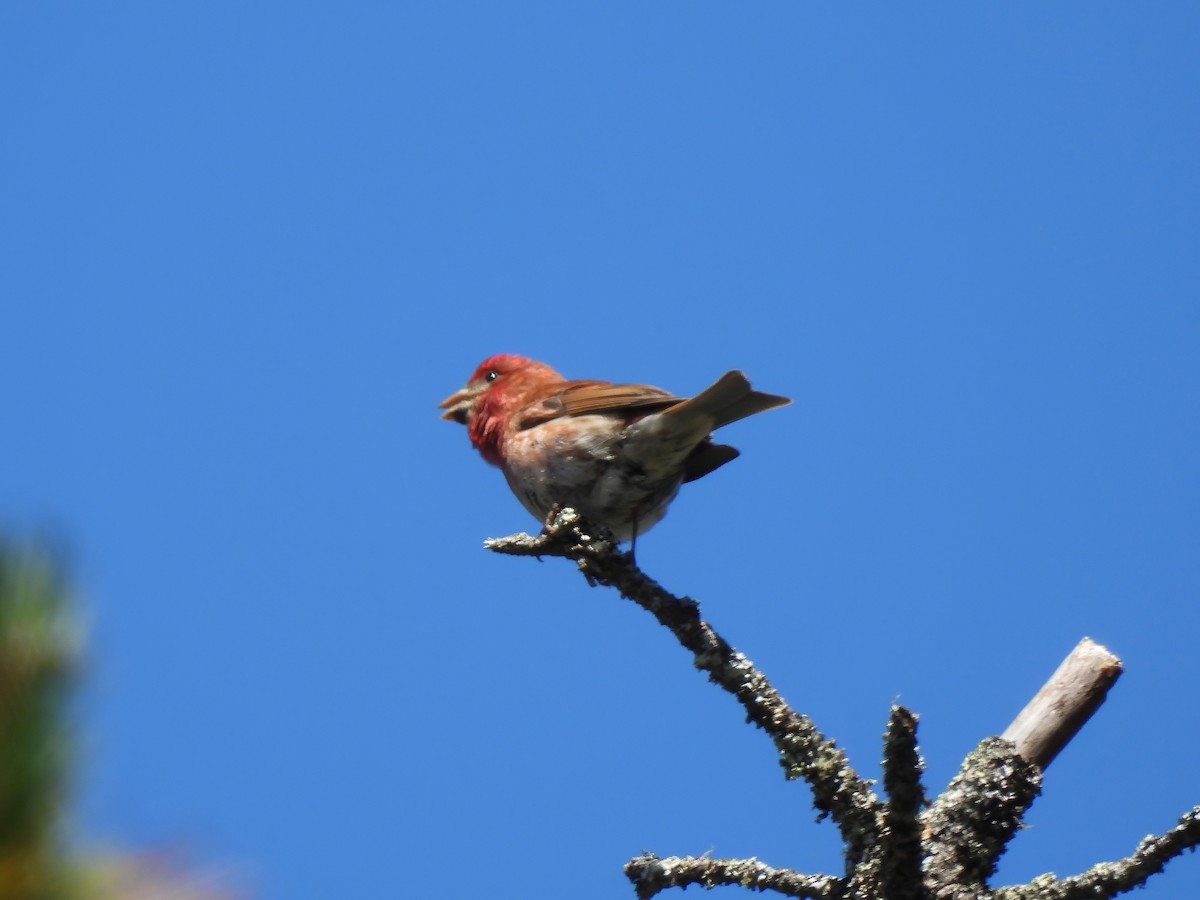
[1001,638,1123,769]
[486,509,880,869]
[624,853,844,900]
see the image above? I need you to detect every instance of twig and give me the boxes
[993,806,1200,900]
[486,509,880,869]
[624,853,844,900]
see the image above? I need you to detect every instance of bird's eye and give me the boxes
[485,371,499,382]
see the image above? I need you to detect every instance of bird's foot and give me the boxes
[539,503,564,537]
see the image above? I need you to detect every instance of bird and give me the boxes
[439,354,791,543]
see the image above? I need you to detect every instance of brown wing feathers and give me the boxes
[516,380,681,428]
[517,371,790,452]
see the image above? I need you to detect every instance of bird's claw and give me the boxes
[539,503,565,537]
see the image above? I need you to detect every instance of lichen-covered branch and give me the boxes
[921,738,1042,900]
[624,853,844,900]
[484,509,1197,900]
[878,705,926,900]
[486,509,880,868]
[993,806,1200,900]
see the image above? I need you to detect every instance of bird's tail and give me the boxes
[663,370,791,430]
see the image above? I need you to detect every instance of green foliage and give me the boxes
[0,542,79,900]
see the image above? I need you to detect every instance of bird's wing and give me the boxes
[515,380,682,429]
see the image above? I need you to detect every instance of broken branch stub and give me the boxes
[1000,637,1123,770]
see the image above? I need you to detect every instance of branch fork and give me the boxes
[485,508,1197,899]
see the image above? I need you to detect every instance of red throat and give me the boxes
[467,390,509,466]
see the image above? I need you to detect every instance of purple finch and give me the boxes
[440,354,790,541]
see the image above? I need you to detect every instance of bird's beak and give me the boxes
[439,384,481,424]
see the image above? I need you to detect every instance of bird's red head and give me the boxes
[439,354,566,465]
[467,353,534,384]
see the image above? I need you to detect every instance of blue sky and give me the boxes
[2,2,1198,898]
